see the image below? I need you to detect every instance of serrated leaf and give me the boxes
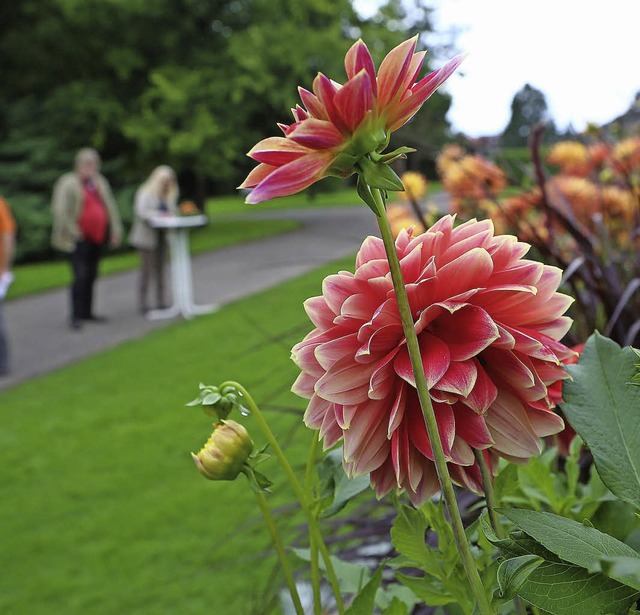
[390,505,440,570]
[345,565,382,615]
[561,332,640,509]
[495,554,543,602]
[394,573,454,606]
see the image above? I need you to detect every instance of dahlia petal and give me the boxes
[387,53,465,131]
[358,298,400,343]
[449,435,475,466]
[434,360,478,398]
[473,285,538,314]
[291,339,324,376]
[527,406,565,437]
[431,305,499,361]
[485,392,541,458]
[391,421,410,486]
[292,371,318,398]
[388,383,407,436]
[334,69,373,133]
[453,402,494,448]
[246,136,312,166]
[314,333,361,370]
[298,87,328,120]
[319,408,343,449]
[314,356,377,404]
[303,295,336,329]
[340,293,377,321]
[434,247,494,299]
[344,39,377,95]
[355,258,389,283]
[287,118,344,149]
[488,235,530,270]
[312,73,344,131]
[343,400,390,473]
[394,332,451,389]
[323,272,359,314]
[483,348,536,389]
[491,260,544,287]
[370,457,398,499]
[463,359,498,413]
[303,394,332,428]
[369,348,401,399]
[407,399,455,460]
[245,152,334,204]
[398,244,424,284]
[357,323,403,361]
[377,36,418,110]
[238,162,277,190]
[356,236,386,267]
[405,460,439,506]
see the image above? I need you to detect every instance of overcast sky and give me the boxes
[354,0,640,137]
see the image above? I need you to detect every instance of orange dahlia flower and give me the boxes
[291,215,574,504]
[239,37,463,204]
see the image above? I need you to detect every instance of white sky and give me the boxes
[354,0,640,137]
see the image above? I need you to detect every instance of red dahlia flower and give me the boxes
[239,37,463,204]
[291,215,575,505]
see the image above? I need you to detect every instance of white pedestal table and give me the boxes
[147,214,218,320]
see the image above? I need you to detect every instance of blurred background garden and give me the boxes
[1,0,639,614]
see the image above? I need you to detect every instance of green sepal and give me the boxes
[371,146,416,164]
[356,173,383,216]
[358,156,404,192]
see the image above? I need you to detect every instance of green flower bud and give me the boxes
[191,420,254,481]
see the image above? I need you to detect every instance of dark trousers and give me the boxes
[70,240,103,320]
[138,240,167,311]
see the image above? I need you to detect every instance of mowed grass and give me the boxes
[0,254,356,615]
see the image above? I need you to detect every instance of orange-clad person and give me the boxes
[0,196,17,375]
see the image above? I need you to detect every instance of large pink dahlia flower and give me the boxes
[239,37,463,204]
[291,215,575,505]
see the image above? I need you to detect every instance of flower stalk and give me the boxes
[305,432,322,615]
[371,188,494,615]
[254,489,305,615]
[219,381,345,615]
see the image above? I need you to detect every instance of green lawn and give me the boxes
[0,254,357,615]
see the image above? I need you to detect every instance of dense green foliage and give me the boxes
[0,0,455,263]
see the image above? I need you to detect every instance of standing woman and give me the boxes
[129,166,178,314]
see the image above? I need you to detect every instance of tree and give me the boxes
[501,83,556,147]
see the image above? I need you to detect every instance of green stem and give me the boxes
[305,432,322,615]
[221,381,345,615]
[474,451,528,615]
[254,489,305,615]
[372,189,493,615]
[473,449,505,540]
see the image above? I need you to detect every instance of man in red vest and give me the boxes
[0,195,16,375]
[51,148,122,330]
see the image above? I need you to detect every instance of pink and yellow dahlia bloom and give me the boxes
[239,37,463,204]
[291,215,574,505]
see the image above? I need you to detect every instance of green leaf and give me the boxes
[381,597,409,615]
[497,509,640,568]
[394,573,455,607]
[494,554,543,603]
[390,505,440,570]
[345,565,383,615]
[317,449,371,518]
[561,332,640,509]
[589,556,640,591]
[494,532,639,614]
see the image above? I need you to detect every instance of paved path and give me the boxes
[0,206,381,390]
[0,195,450,391]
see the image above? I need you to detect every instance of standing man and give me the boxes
[0,195,16,376]
[51,148,122,330]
